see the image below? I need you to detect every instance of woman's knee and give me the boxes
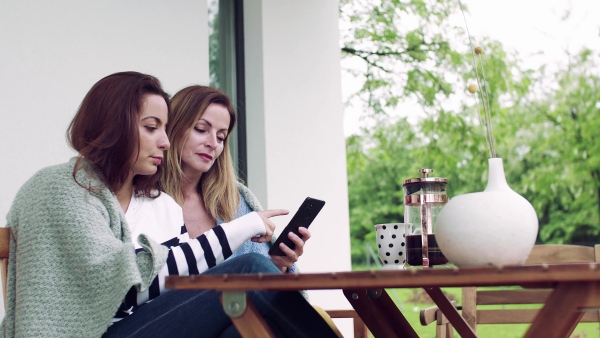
[235,253,280,274]
[206,253,280,275]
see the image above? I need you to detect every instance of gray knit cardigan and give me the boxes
[1,158,169,338]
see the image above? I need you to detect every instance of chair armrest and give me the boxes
[420,300,457,326]
[420,305,441,325]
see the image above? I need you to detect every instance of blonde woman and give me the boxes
[161,85,311,273]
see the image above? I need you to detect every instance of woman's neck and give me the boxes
[180,171,217,238]
[181,170,202,199]
[116,173,135,213]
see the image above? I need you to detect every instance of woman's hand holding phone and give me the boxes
[253,209,289,243]
[270,227,312,272]
[266,197,325,272]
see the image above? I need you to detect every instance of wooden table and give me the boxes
[166,263,600,337]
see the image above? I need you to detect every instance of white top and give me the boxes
[125,192,189,248]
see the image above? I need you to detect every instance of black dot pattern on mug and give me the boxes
[376,223,408,268]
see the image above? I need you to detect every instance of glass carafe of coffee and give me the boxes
[403,168,449,268]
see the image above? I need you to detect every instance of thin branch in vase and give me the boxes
[476,48,496,156]
[458,1,497,158]
[468,84,493,157]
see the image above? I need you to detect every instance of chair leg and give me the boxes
[436,324,447,338]
[436,302,455,338]
[445,323,455,338]
[437,322,454,338]
[462,287,477,331]
[324,309,369,338]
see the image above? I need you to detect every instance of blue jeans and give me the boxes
[103,253,338,338]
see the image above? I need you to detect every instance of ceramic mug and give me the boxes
[374,223,409,270]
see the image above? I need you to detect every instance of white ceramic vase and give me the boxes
[435,158,539,267]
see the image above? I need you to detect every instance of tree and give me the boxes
[509,49,600,244]
[339,0,469,121]
[346,119,419,262]
[341,0,600,265]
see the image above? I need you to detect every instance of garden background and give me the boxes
[340,1,600,336]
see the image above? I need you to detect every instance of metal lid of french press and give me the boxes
[402,168,448,185]
[403,169,448,205]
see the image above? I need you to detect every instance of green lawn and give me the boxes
[381,287,600,338]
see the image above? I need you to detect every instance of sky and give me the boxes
[342,0,600,136]
[465,0,599,68]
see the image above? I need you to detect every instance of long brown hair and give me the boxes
[67,71,170,197]
[161,85,240,221]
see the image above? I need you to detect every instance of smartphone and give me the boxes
[268,197,326,256]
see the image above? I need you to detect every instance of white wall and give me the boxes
[244,0,353,334]
[0,0,209,219]
[0,0,209,317]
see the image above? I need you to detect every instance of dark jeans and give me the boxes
[103,253,338,338]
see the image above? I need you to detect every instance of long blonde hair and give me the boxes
[161,85,240,222]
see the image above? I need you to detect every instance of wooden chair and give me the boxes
[420,301,456,338]
[321,309,369,338]
[0,227,9,310]
[420,244,600,336]
[0,227,366,337]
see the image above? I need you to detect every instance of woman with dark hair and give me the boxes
[1,72,338,338]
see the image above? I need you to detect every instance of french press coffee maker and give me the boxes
[403,168,449,268]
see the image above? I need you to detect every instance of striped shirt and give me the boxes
[113,192,265,322]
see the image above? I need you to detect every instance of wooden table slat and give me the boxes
[166,264,600,291]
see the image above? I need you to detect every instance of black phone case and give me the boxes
[268,197,325,256]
